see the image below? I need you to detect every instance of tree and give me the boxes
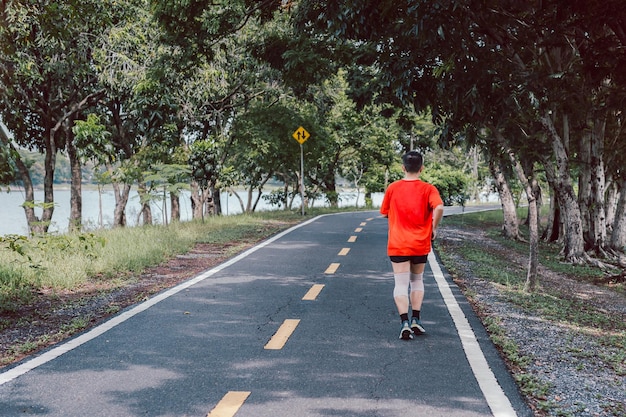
[93,0,187,227]
[0,122,17,189]
[0,0,117,233]
[188,140,220,220]
[153,4,289,216]
[294,0,626,274]
[340,105,402,207]
[421,164,470,207]
[229,100,305,213]
[143,163,190,225]
[150,0,282,63]
[72,114,113,228]
[487,149,521,240]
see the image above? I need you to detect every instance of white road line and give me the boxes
[0,216,323,386]
[428,251,518,417]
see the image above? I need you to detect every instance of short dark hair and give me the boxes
[402,151,423,173]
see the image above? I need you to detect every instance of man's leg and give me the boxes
[392,260,411,315]
[392,260,412,339]
[409,262,426,334]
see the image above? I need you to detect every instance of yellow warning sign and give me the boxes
[292,126,310,144]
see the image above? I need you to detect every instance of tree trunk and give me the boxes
[112,180,131,227]
[605,179,618,236]
[492,128,539,292]
[488,156,520,239]
[205,186,215,217]
[578,130,591,242]
[246,187,254,213]
[139,202,152,225]
[523,159,542,227]
[250,177,271,213]
[161,187,168,226]
[190,182,204,220]
[540,114,586,263]
[471,146,480,201]
[520,158,540,292]
[109,162,131,228]
[136,182,152,226]
[282,180,290,210]
[588,117,607,252]
[504,146,539,292]
[227,188,245,214]
[578,117,607,253]
[35,128,57,235]
[98,184,104,228]
[213,187,222,215]
[541,185,561,243]
[67,123,82,233]
[0,131,40,234]
[326,182,339,208]
[12,147,41,235]
[170,193,180,222]
[610,177,626,253]
[251,187,263,213]
[524,186,540,292]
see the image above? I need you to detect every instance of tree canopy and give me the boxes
[0,0,624,281]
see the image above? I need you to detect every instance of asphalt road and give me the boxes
[0,207,533,417]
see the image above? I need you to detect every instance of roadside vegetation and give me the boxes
[436,209,626,416]
[2,2,625,282]
[0,210,316,314]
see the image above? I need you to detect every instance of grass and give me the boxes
[442,207,506,229]
[442,206,620,291]
[450,243,526,287]
[0,207,361,312]
[507,292,624,332]
[488,229,607,284]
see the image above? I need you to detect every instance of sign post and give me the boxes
[292,126,310,216]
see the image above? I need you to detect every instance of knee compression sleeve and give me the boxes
[410,272,424,292]
[393,272,411,298]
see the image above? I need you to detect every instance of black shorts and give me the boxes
[389,255,428,264]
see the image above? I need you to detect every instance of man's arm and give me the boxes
[431,204,444,240]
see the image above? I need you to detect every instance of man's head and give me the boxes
[402,151,424,173]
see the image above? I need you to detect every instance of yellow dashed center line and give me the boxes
[302,284,325,300]
[207,217,376,414]
[264,319,300,350]
[324,262,340,274]
[207,391,250,417]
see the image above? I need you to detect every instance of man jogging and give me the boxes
[380,151,444,340]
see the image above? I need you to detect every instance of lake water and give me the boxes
[0,188,383,235]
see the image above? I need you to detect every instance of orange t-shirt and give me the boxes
[380,179,443,256]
